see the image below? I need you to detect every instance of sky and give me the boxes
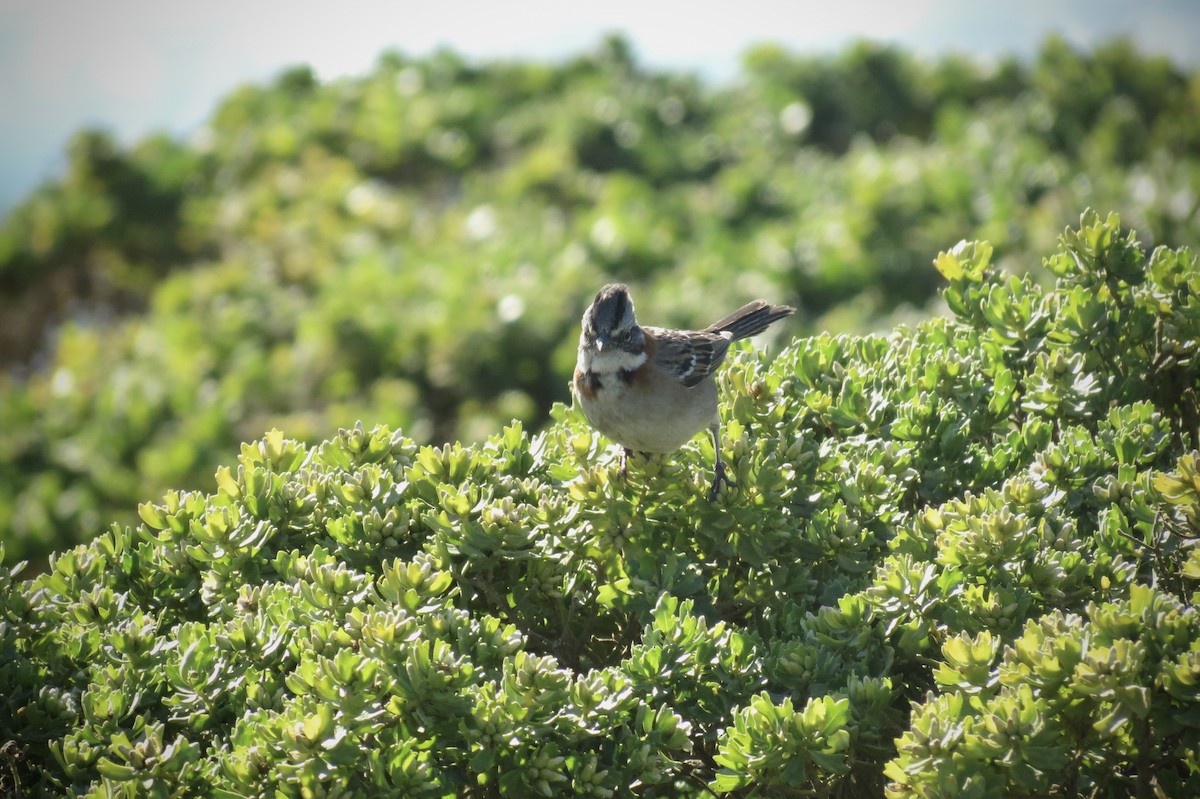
[2,0,1199,214]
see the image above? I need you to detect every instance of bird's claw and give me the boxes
[707,460,737,502]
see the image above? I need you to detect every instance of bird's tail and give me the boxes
[706,300,795,341]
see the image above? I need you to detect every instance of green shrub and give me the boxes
[5,36,1200,566]
[2,211,1198,797]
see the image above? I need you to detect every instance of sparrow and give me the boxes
[573,283,794,500]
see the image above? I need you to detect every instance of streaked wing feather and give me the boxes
[645,326,732,388]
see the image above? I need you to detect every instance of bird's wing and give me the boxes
[644,326,733,388]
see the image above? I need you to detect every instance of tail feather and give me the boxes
[706,300,795,341]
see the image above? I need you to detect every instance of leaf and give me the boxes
[1183,550,1200,581]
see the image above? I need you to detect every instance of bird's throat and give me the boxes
[587,347,647,374]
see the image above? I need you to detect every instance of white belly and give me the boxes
[577,375,718,453]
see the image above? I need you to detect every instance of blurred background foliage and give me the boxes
[2,34,1199,566]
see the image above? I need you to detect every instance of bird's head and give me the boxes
[578,283,647,373]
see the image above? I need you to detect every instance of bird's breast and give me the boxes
[574,368,602,401]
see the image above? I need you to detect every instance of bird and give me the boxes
[573,283,795,500]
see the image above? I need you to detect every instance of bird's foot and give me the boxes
[708,459,737,502]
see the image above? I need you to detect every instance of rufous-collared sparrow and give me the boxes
[573,283,794,500]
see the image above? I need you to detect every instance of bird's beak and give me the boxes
[595,333,609,352]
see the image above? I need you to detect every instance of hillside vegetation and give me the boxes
[3,35,1200,564]
[2,210,1199,797]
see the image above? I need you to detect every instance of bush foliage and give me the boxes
[3,211,1199,797]
[3,35,1200,563]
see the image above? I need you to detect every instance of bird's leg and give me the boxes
[708,421,737,501]
[622,447,633,481]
